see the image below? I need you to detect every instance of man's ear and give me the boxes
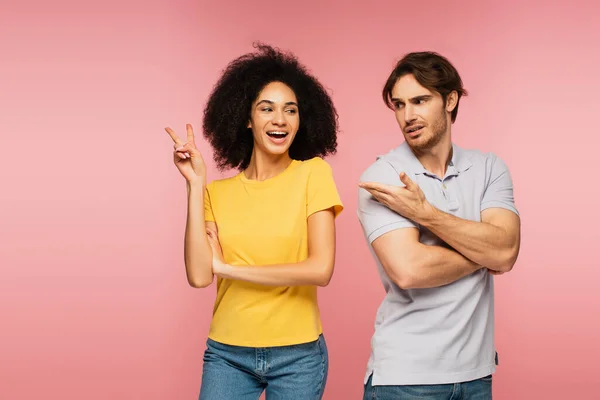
[446,91,458,113]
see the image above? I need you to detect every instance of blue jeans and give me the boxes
[363,374,492,400]
[199,335,328,400]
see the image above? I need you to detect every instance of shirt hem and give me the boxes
[208,329,323,348]
[364,364,496,385]
[480,201,519,216]
[367,221,417,243]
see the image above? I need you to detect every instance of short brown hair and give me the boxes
[382,51,467,122]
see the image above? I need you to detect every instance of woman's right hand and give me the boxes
[165,124,207,185]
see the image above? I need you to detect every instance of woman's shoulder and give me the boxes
[206,173,241,192]
[296,156,332,172]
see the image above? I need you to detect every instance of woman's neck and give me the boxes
[243,150,293,181]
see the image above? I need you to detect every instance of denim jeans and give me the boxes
[363,374,492,400]
[199,335,328,400]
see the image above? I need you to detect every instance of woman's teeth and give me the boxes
[267,131,288,138]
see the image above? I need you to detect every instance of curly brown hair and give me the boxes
[202,43,339,171]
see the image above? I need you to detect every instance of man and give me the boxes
[357,51,521,399]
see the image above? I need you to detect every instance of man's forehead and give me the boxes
[392,76,435,99]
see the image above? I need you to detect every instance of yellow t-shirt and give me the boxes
[204,157,343,347]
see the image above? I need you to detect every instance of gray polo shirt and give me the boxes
[357,141,519,386]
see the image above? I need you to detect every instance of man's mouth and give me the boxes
[405,124,424,136]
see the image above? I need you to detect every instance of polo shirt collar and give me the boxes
[398,141,473,176]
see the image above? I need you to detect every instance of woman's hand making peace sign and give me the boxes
[165,123,207,186]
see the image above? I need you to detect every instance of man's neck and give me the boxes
[412,135,453,178]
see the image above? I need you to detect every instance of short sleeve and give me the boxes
[357,160,417,244]
[481,154,519,216]
[204,182,216,222]
[306,158,344,218]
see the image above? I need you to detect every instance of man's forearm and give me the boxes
[416,206,516,272]
[374,229,482,289]
[398,243,482,289]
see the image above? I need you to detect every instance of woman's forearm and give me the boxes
[183,182,213,288]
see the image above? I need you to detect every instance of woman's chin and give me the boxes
[262,144,291,157]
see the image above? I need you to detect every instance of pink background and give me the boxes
[2,0,599,399]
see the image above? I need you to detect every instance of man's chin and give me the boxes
[405,134,426,147]
[410,140,439,154]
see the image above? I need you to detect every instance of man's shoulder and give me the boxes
[360,143,412,182]
[456,145,511,176]
[457,144,507,165]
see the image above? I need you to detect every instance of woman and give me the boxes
[165,44,343,400]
